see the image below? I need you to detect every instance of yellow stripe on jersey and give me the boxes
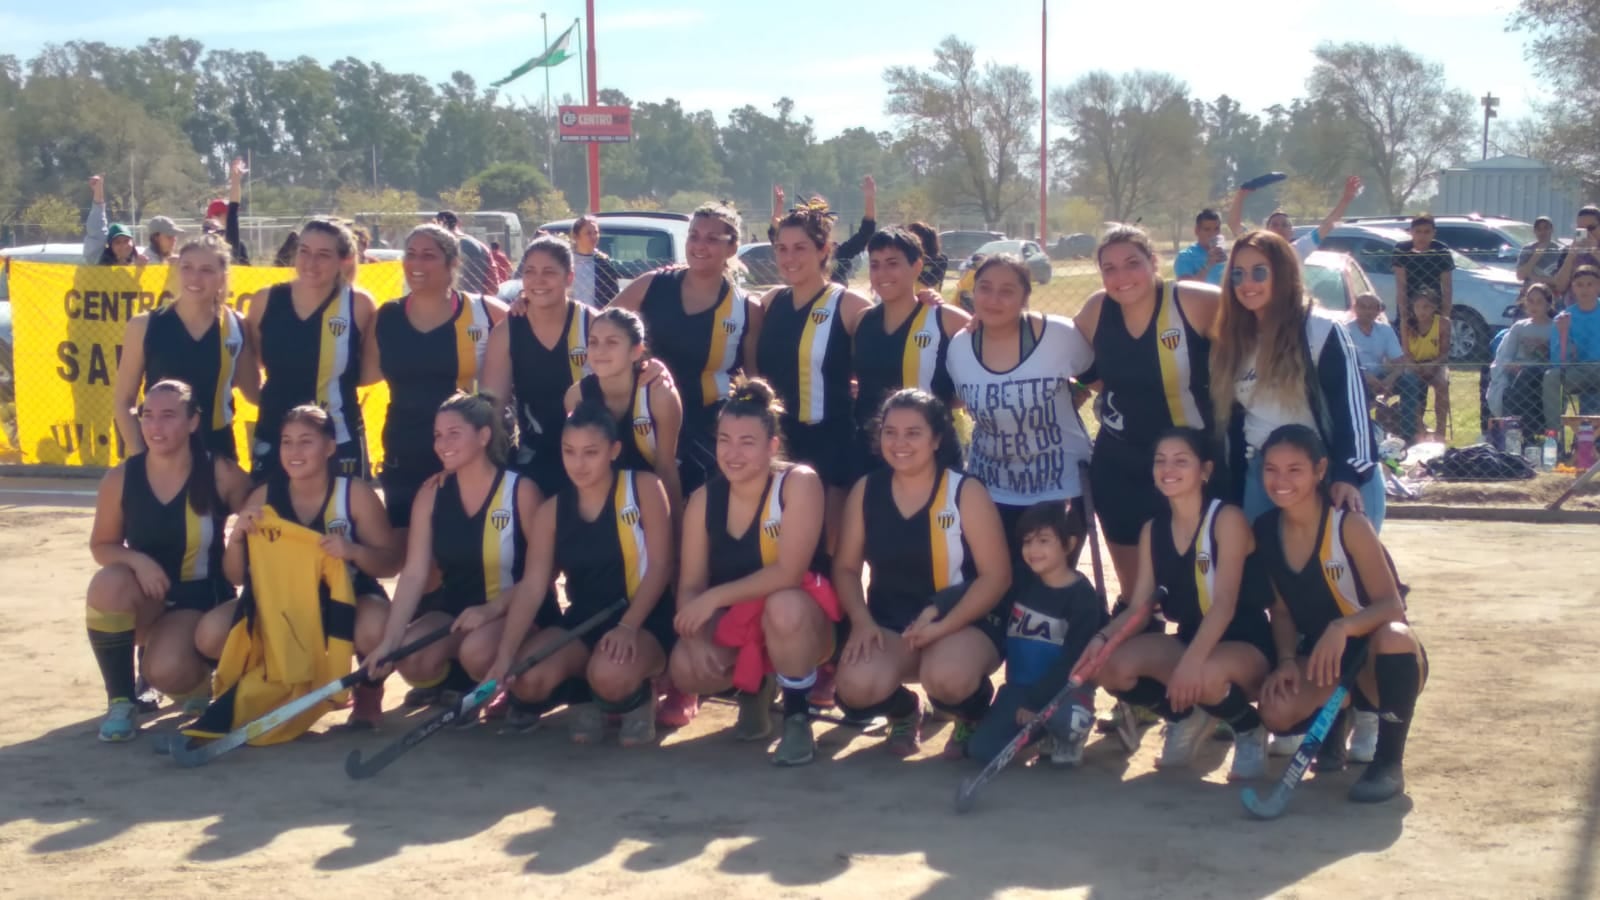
[451,294,493,391]
[900,305,940,393]
[180,502,211,582]
[613,472,648,596]
[757,469,787,567]
[1193,499,1221,615]
[211,309,236,432]
[700,281,736,406]
[317,288,354,443]
[928,469,967,591]
[795,287,840,424]
[1154,285,1205,428]
[632,381,657,466]
[566,302,591,384]
[481,472,519,605]
[1317,507,1360,616]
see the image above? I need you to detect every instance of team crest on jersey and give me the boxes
[468,325,486,343]
[936,508,957,530]
[326,518,352,537]
[633,416,654,436]
[1196,552,1212,575]
[620,504,641,527]
[809,307,831,325]
[569,346,588,365]
[913,330,934,349]
[327,316,350,338]
[1324,561,1345,580]
[761,517,782,539]
[490,508,513,531]
[1159,328,1182,351]
[721,318,737,335]
[258,526,283,543]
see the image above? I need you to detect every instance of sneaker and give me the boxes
[1156,712,1216,769]
[1228,727,1268,781]
[1112,701,1146,754]
[1349,711,1379,764]
[499,699,545,735]
[482,690,510,722]
[734,677,775,742]
[942,719,977,761]
[567,703,605,744]
[346,683,385,731]
[885,698,925,758]
[1348,760,1405,803]
[1268,733,1303,757]
[98,699,139,743]
[134,677,161,715]
[1049,705,1093,768]
[619,695,658,748]
[179,687,212,719]
[808,665,837,709]
[656,682,699,729]
[771,712,815,767]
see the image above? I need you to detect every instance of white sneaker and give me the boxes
[1349,711,1379,764]
[1156,711,1216,769]
[1268,732,1303,757]
[1228,727,1268,780]
[1048,704,1094,768]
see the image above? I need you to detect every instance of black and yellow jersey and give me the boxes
[852,302,955,429]
[142,302,246,448]
[121,453,229,593]
[704,468,828,588]
[1254,504,1405,645]
[256,283,364,447]
[375,292,495,467]
[861,467,977,629]
[431,468,525,609]
[509,302,593,464]
[756,285,852,426]
[1092,280,1211,447]
[555,470,657,617]
[1150,499,1273,647]
[577,372,657,472]
[638,271,747,422]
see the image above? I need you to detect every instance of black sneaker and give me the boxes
[1348,760,1405,803]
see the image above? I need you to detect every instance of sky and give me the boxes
[0,0,1549,146]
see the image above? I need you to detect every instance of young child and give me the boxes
[1403,287,1451,439]
[966,501,1106,767]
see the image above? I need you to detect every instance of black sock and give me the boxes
[1112,676,1179,720]
[1373,653,1420,766]
[597,683,651,715]
[1201,685,1263,733]
[777,669,817,718]
[838,686,918,721]
[87,609,137,703]
[551,677,594,708]
[932,679,994,722]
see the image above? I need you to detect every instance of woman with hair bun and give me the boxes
[666,378,839,767]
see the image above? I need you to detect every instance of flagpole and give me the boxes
[541,12,553,182]
[585,0,601,213]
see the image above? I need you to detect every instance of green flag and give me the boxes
[491,21,576,87]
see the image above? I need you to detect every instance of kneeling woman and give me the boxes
[1252,425,1425,803]
[1073,427,1275,780]
[212,405,402,729]
[473,404,676,746]
[365,392,554,713]
[667,379,839,767]
[832,389,1012,759]
[86,380,253,741]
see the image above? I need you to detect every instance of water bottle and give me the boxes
[1543,431,1559,470]
[1504,419,1522,458]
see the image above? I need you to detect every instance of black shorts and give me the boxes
[853,591,1009,661]
[378,449,443,529]
[782,417,859,489]
[512,444,569,500]
[352,572,390,601]
[165,578,234,613]
[676,417,720,497]
[561,598,677,653]
[1088,434,1162,546]
[417,586,562,625]
[1176,616,1275,664]
[253,435,367,484]
[205,426,239,461]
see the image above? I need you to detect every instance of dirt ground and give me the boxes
[1,478,1596,899]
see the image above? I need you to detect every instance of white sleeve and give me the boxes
[1048,315,1095,377]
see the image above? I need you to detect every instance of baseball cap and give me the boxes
[206,199,228,219]
[107,223,134,242]
[147,216,184,237]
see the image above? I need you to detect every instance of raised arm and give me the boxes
[1313,176,1362,243]
[84,175,108,263]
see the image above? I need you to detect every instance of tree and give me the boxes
[438,183,480,212]
[1050,70,1205,223]
[1512,1,1600,190]
[884,38,1038,226]
[20,195,81,238]
[1306,43,1474,214]
[469,162,553,212]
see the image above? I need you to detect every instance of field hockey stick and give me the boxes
[343,597,627,780]
[953,674,1084,814]
[168,622,452,768]
[1241,639,1371,820]
[1547,457,1600,510]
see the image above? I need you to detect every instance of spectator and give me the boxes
[435,210,494,294]
[144,216,184,263]
[1516,216,1565,287]
[905,221,948,288]
[1228,176,1363,261]
[1402,287,1451,440]
[201,158,251,265]
[1489,282,1556,436]
[768,178,877,286]
[1391,213,1455,336]
[1552,206,1600,304]
[1545,265,1600,442]
[1344,291,1422,440]
[488,240,512,286]
[272,232,299,268]
[1173,209,1226,285]
[569,214,622,308]
[83,175,145,265]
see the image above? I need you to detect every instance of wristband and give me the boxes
[615,622,638,632]
[1277,655,1297,667]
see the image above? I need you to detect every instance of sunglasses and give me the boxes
[1230,264,1270,286]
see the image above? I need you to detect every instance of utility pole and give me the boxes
[1038,0,1048,245]
[585,0,601,212]
[1480,92,1499,161]
[542,12,553,181]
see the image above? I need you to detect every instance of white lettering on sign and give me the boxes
[578,114,614,125]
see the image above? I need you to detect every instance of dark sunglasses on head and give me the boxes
[1230,264,1270,286]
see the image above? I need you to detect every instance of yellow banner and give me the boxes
[8,261,404,469]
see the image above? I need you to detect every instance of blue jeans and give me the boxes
[1242,448,1387,533]
[967,682,1092,764]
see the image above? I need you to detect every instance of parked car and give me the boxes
[1048,232,1097,260]
[1301,249,1382,315]
[736,242,780,287]
[0,244,85,402]
[1344,214,1540,269]
[938,230,1005,269]
[958,239,1053,284]
[1317,224,1523,362]
[499,211,691,301]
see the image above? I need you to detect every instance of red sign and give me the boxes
[558,105,632,143]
